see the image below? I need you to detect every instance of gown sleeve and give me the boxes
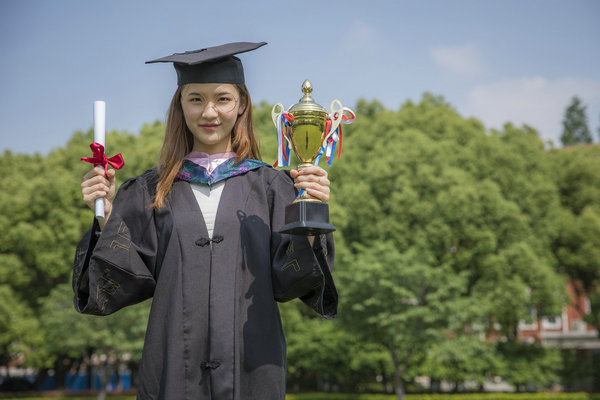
[72,172,158,316]
[269,171,338,319]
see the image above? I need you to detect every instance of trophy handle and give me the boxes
[271,103,285,127]
[272,102,294,149]
[325,99,343,141]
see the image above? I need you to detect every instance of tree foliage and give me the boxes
[0,94,597,395]
[560,97,592,146]
[550,144,600,332]
[329,95,566,399]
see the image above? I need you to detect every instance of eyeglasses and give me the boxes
[185,94,239,113]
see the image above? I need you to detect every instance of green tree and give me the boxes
[35,282,150,399]
[0,122,164,383]
[560,96,592,146]
[280,301,384,392]
[421,335,503,391]
[0,285,45,368]
[497,341,561,391]
[3,94,594,394]
[550,145,600,333]
[254,101,279,163]
[331,94,564,398]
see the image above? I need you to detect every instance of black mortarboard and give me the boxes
[146,42,267,85]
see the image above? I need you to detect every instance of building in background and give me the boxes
[519,279,599,391]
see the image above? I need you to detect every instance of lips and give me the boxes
[200,124,219,131]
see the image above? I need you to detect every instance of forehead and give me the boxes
[181,83,239,96]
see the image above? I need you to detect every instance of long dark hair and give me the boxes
[152,83,261,209]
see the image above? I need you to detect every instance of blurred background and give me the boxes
[1,0,599,398]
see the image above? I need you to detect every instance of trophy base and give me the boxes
[279,201,336,235]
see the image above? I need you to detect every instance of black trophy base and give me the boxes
[279,201,336,235]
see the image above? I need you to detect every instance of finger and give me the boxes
[83,190,109,207]
[83,168,97,181]
[83,166,108,182]
[295,174,330,188]
[297,166,327,177]
[296,168,328,182]
[82,181,111,195]
[295,180,330,197]
[82,187,110,202]
[303,187,329,202]
[289,169,300,179]
[81,174,110,190]
[106,168,116,181]
[83,193,108,206]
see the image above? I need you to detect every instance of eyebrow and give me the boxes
[184,91,235,97]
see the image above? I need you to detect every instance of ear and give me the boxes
[238,97,247,115]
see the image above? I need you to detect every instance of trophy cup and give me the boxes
[272,80,346,235]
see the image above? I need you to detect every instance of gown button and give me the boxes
[195,237,210,246]
[201,360,221,369]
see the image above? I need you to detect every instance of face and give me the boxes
[180,83,245,154]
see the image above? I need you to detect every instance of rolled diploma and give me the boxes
[93,101,106,219]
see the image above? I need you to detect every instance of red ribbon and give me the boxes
[81,142,124,177]
[324,117,342,160]
[337,125,343,159]
[336,109,355,159]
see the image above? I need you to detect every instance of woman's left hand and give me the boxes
[290,166,330,202]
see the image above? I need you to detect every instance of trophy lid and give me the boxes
[288,80,328,115]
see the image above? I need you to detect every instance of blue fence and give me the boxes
[1,372,132,391]
[63,372,132,391]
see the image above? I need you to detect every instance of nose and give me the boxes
[201,102,219,118]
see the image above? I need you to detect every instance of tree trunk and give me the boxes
[53,356,75,390]
[32,368,48,390]
[388,347,405,400]
[96,363,109,400]
[97,388,107,400]
[86,347,94,390]
[127,361,137,390]
[430,378,441,393]
[378,360,389,393]
[54,358,66,390]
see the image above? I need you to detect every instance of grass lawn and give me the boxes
[1,393,599,400]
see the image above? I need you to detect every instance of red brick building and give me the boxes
[518,279,599,391]
[518,280,598,348]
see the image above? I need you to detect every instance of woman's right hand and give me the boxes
[81,166,116,230]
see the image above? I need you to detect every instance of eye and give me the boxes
[218,96,234,104]
[190,97,204,103]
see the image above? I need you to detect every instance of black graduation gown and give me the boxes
[72,166,337,400]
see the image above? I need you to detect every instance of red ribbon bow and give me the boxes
[81,142,124,177]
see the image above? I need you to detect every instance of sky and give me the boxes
[1,0,599,155]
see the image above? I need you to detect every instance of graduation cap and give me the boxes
[146,41,267,85]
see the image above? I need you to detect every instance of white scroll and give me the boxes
[93,101,106,220]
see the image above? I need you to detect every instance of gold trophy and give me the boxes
[272,80,345,235]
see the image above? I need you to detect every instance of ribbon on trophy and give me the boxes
[273,107,355,168]
[274,110,294,168]
[314,107,355,166]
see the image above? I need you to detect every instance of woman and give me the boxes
[74,42,337,400]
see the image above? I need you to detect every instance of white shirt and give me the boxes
[190,181,225,239]
[184,151,235,238]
